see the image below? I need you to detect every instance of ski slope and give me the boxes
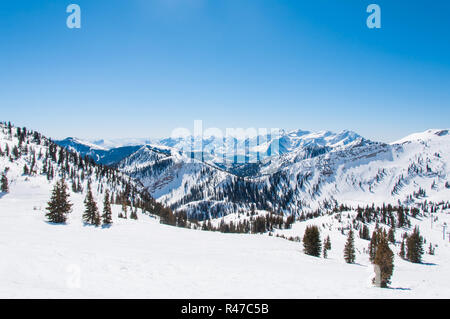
[1,175,450,298]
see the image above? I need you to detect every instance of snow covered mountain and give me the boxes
[113,129,450,219]
[2,121,450,298]
[55,128,450,221]
[56,137,142,166]
[56,128,365,169]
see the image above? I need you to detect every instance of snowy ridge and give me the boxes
[57,128,365,167]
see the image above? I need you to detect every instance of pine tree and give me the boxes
[399,239,406,259]
[324,235,331,250]
[344,228,356,264]
[83,182,101,226]
[1,174,8,193]
[406,226,424,263]
[368,230,379,262]
[359,224,370,240]
[102,189,113,226]
[323,245,328,258]
[120,200,128,219]
[130,207,138,220]
[428,243,435,255]
[46,179,72,223]
[303,225,321,257]
[387,227,395,244]
[373,231,394,288]
[323,235,331,258]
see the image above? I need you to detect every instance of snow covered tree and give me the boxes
[406,226,424,263]
[46,179,72,223]
[303,225,321,257]
[83,182,101,226]
[373,232,394,288]
[102,189,113,225]
[344,228,356,264]
[1,174,8,193]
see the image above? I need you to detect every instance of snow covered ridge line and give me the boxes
[57,122,365,166]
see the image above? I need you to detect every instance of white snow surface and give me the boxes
[1,174,450,298]
[2,125,450,298]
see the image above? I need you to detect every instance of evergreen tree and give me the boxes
[102,189,113,225]
[324,235,331,250]
[83,182,101,226]
[46,179,72,223]
[399,239,406,259]
[303,225,321,257]
[428,243,435,255]
[359,224,370,240]
[130,207,138,220]
[368,230,379,262]
[373,231,394,288]
[323,235,331,258]
[406,226,424,263]
[344,228,356,264]
[388,227,395,244]
[323,245,328,258]
[120,200,128,219]
[1,174,8,193]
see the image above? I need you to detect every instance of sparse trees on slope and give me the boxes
[46,179,72,223]
[373,231,394,288]
[344,228,356,264]
[303,225,321,257]
[83,181,101,226]
[1,174,8,193]
[102,189,113,225]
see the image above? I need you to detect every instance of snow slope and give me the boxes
[1,123,450,298]
[1,175,450,298]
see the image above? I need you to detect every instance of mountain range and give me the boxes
[55,128,450,219]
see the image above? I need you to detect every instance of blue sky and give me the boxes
[0,0,449,142]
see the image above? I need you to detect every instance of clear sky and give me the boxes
[1,0,449,142]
